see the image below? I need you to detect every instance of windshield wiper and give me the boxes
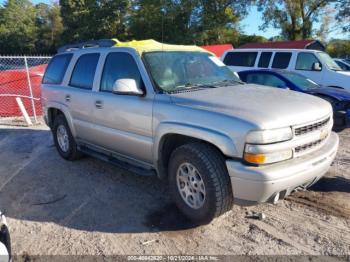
[211,79,244,86]
[166,83,217,94]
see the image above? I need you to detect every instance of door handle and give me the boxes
[95,100,103,109]
[65,94,71,102]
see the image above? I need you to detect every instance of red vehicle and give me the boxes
[0,64,47,117]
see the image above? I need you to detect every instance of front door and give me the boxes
[89,52,154,164]
[294,52,324,86]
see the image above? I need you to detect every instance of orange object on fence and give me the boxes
[0,61,48,118]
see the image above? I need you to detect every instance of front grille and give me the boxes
[294,117,330,136]
[294,138,326,154]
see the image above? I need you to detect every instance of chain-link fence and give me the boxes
[0,56,51,126]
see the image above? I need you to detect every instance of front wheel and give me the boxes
[168,143,233,225]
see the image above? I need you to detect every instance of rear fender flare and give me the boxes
[46,102,76,137]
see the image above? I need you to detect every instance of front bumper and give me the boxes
[226,132,339,205]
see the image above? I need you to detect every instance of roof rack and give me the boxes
[57,39,117,53]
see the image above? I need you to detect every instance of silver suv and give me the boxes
[42,39,339,224]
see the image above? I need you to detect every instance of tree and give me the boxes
[0,0,37,54]
[129,0,251,45]
[257,0,331,40]
[196,0,251,45]
[59,0,130,43]
[35,3,63,53]
[335,0,350,33]
[129,0,198,44]
[235,34,267,47]
[326,39,350,58]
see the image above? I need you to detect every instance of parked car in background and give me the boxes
[221,49,350,91]
[42,39,339,224]
[334,58,350,71]
[238,69,350,130]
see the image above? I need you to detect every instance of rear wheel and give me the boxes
[168,143,233,225]
[53,114,81,160]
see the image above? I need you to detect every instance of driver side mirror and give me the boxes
[312,62,322,71]
[112,79,144,96]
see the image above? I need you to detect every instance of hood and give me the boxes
[307,87,350,102]
[169,84,332,129]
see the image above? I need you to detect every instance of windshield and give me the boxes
[143,51,241,92]
[317,52,342,71]
[280,71,320,90]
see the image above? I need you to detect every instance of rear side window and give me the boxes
[70,53,100,89]
[295,53,320,70]
[223,52,258,67]
[258,52,272,68]
[100,52,142,92]
[43,54,72,84]
[272,52,292,69]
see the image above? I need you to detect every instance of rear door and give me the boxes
[270,52,292,70]
[64,52,100,142]
[257,52,273,68]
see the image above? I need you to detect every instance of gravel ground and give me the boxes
[0,123,349,257]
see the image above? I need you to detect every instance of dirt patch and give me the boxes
[287,192,350,219]
[287,129,350,220]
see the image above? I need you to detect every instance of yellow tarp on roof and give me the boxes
[111,39,210,55]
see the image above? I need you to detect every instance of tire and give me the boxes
[168,142,233,225]
[52,114,81,160]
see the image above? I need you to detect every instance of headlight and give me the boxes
[246,127,293,144]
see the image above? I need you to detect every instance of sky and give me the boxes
[241,6,281,38]
[241,6,347,40]
[0,0,348,41]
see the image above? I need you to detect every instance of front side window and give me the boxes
[43,54,72,84]
[223,52,258,67]
[258,52,272,68]
[271,52,292,69]
[143,51,241,92]
[70,53,100,89]
[100,52,142,92]
[295,52,320,71]
[245,73,286,88]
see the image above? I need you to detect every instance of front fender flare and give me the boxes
[153,122,238,164]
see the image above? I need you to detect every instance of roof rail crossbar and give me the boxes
[57,39,117,53]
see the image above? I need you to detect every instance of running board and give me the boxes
[79,145,156,177]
